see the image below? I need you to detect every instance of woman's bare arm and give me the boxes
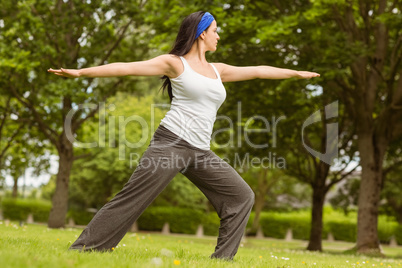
[213,63,320,82]
[48,54,179,78]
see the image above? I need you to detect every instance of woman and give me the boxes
[48,11,319,260]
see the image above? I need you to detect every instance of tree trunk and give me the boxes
[307,185,326,251]
[250,168,270,234]
[251,194,265,233]
[48,136,74,228]
[398,210,402,225]
[12,177,18,198]
[356,133,386,254]
[397,208,402,225]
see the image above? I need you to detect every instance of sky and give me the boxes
[4,155,59,188]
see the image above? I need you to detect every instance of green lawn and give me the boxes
[1,221,401,267]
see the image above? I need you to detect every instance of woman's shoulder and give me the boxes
[158,54,183,78]
[210,62,225,74]
[158,54,181,63]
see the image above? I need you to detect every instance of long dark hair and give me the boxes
[160,11,210,102]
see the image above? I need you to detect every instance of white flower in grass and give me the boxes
[150,257,163,266]
[160,248,173,257]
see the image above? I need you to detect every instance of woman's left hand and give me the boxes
[48,68,81,78]
[296,71,320,79]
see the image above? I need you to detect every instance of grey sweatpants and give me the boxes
[69,125,255,260]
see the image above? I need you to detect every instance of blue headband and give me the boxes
[195,12,215,40]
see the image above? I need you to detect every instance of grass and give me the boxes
[0,221,401,268]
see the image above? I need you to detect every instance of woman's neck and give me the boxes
[185,41,208,63]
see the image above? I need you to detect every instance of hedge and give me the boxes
[1,199,400,245]
[199,212,220,236]
[258,211,399,244]
[137,206,212,235]
[1,198,52,223]
[0,199,94,225]
[326,220,356,242]
[378,217,398,244]
[395,225,402,245]
[259,212,314,240]
[67,210,95,226]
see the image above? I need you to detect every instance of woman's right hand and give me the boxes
[47,68,81,78]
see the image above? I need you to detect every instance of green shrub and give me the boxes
[66,210,95,226]
[325,213,399,244]
[327,220,356,242]
[258,210,352,241]
[245,212,256,235]
[2,199,31,221]
[259,211,312,240]
[2,199,399,246]
[378,216,398,244]
[395,225,402,245]
[29,200,52,222]
[260,213,291,239]
[202,213,220,236]
[1,198,51,222]
[168,208,204,234]
[324,210,357,242]
[255,209,400,245]
[138,207,205,234]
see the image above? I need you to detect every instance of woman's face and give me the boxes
[203,20,220,51]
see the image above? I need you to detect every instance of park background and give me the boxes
[1,0,401,261]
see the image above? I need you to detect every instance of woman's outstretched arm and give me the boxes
[213,63,320,82]
[48,54,178,78]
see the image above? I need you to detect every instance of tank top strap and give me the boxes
[179,56,191,70]
[210,63,221,80]
[180,56,221,80]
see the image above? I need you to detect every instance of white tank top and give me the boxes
[160,56,227,150]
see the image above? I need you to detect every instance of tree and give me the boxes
[1,0,150,227]
[0,91,49,198]
[239,0,402,254]
[200,1,360,251]
[0,95,25,179]
[329,175,360,216]
[293,0,402,254]
[241,167,311,233]
[279,96,359,251]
